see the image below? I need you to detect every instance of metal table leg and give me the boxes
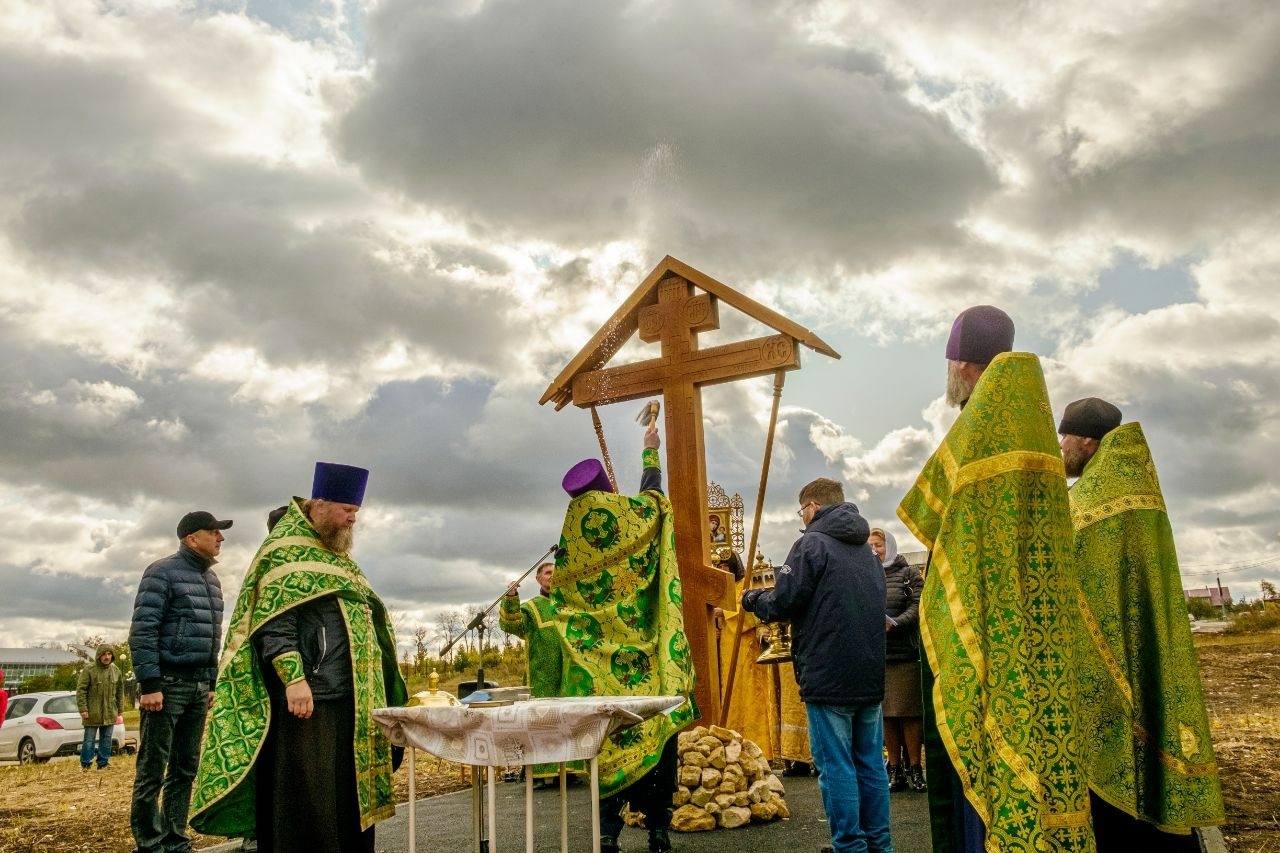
[590,757,600,853]
[525,767,534,853]
[473,766,484,853]
[488,765,498,853]
[560,764,568,853]
[408,748,417,853]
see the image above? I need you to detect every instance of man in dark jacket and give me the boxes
[742,478,891,853]
[129,510,229,853]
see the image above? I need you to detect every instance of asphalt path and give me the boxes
[209,774,934,853]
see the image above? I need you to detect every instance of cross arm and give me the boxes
[570,334,802,407]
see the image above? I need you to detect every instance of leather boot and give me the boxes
[649,828,673,853]
[907,764,927,793]
[887,763,907,792]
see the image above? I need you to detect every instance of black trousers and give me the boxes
[600,737,679,838]
[255,695,374,853]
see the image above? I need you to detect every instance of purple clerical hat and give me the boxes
[562,459,614,498]
[312,462,369,506]
[945,305,1015,364]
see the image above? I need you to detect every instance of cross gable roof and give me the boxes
[540,256,840,410]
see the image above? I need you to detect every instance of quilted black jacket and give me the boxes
[128,543,224,693]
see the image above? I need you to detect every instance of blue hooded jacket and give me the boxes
[751,501,886,706]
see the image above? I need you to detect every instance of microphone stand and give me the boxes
[439,544,558,667]
[437,544,557,853]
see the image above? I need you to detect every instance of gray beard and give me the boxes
[945,362,974,408]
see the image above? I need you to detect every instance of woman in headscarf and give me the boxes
[870,527,925,793]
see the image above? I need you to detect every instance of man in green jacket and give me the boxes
[76,644,124,770]
[501,561,586,784]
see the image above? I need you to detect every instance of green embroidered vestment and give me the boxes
[1069,422,1224,833]
[897,352,1095,853]
[551,450,696,798]
[190,499,407,838]
[499,593,584,778]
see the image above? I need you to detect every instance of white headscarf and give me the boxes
[870,527,898,568]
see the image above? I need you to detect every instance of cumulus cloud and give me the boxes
[337,0,995,277]
[2,0,1279,650]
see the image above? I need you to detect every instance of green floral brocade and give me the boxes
[552,456,696,798]
[189,499,408,837]
[1069,422,1224,832]
[897,352,1095,853]
[499,594,585,778]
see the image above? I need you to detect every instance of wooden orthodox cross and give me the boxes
[540,256,839,721]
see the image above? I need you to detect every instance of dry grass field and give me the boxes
[1197,629,1280,851]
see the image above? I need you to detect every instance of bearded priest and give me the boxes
[191,462,407,853]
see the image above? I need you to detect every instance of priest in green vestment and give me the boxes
[897,306,1095,853]
[1058,397,1224,851]
[553,425,696,853]
[500,560,584,781]
[190,463,407,852]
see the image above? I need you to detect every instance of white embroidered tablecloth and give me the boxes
[373,695,684,767]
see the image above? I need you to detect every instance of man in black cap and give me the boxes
[1057,397,1123,477]
[129,510,230,853]
[190,463,406,853]
[1059,398,1224,850]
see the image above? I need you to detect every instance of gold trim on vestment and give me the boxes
[938,441,959,484]
[1130,722,1220,777]
[1075,587,1135,706]
[916,477,948,524]
[222,560,365,661]
[917,602,993,825]
[897,501,935,554]
[1071,493,1165,530]
[954,450,1064,491]
[924,549,1046,808]
[930,550,982,677]
[1041,809,1092,828]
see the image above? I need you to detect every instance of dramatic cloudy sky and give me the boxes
[3,0,1278,654]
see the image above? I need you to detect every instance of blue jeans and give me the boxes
[130,678,209,853]
[806,703,893,853]
[80,724,114,768]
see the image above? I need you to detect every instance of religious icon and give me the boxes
[708,513,728,544]
[706,481,745,555]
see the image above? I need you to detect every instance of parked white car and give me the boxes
[0,691,126,764]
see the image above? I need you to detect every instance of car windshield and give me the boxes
[45,696,78,714]
[6,697,35,719]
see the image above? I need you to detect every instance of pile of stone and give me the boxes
[668,725,789,831]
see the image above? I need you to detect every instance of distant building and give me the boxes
[0,648,80,691]
[1185,586,1232,608]
[902,550,928,570]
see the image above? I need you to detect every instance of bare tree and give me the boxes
[434,609,465,662]
[412,626,430,675]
